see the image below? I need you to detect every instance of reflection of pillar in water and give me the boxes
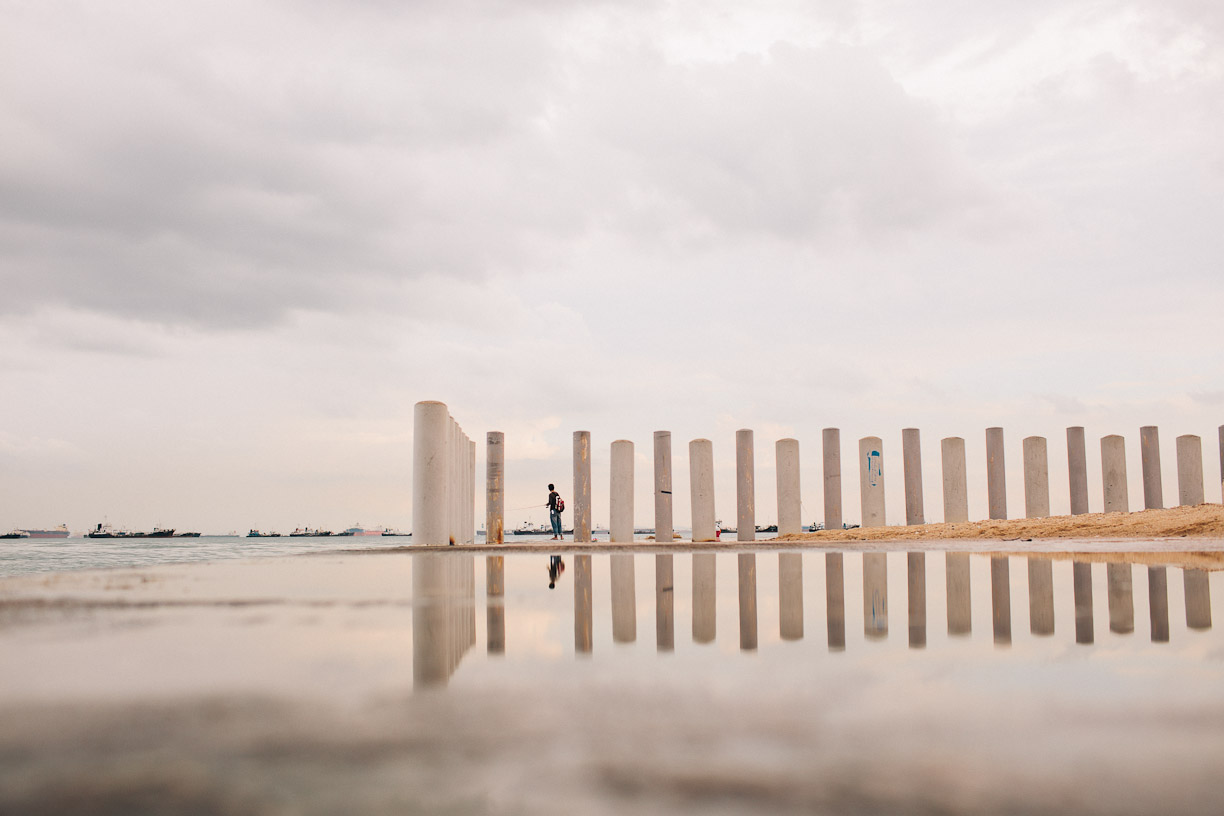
[656,554,674,652]
[692,553,717,644]
[946,552,972,636]
[862,552,888,640]
[1073,561,1094,644]
[486,556,505,655]
[826,552,846,651]
[907,552,926,648]
[1184,569,1212,630]
[1107,563,1134,634]
[991,556,1011,645]
[779,553,803,640]
[412,554,477,689]
[574,554,592,653]
[738,553,758,650]
[1027,557,1054,636]
[1148,566,1170,643]
[610,553,637,643]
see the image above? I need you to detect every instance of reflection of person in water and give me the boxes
[548,555,566,589]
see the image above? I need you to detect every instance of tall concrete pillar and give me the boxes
[610,440,634,544]
[737,553,757,650]
[1219,425,1224,503]
[902,428,925,526]
[689,439,716,542]
[468,438,476,543]
[946,552,971,636]
[655,554,674,652]
[736,430,755,541]
[1107,563,1134,634]
[1067,426,1089,515]
[776,438,801,536]
[1028,557,1054,636]
[573,432,592,543]
[779,553,803,640]
[1185,569,1212,630]
[991,556,1011,645]
[1073,562,1094,644]
[1022,436,1050,519]
[859,437,885,528]
[863,552,888,639]
[826,552,845,651]
[653,432,673,544]
[486,556,505,655]
[486,432,505,545]
[413,401,451,547]
[986,427,1007,520]
[1176,434,1204,506]
[574,554,592,653]
[692,553,716,644]
[447,420,458,544]
[1140,425,1163,510]
[1148,567,1169,643]
[907,552,926,648]
[823,428,842,531]
[610,553,636,643]
[941,437,968,523]
[1101,435,1129,513]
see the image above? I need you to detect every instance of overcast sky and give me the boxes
[2,0,1222,534]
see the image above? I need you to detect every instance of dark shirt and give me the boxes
[548,490,559,511]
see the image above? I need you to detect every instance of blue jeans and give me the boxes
[550,509,562,537]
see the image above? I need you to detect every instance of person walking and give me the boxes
[547,483,563,540]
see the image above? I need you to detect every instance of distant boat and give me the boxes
[289,528,332,537]
[381,530,410,537]
[343,525,386,536]
[19,524,69,539]
[512,522,551,536]
[86,524,175,539]
[175,532,201,538]
[1,530,30,540]
[247,530,282,538]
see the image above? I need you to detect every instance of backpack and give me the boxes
[555,496,565,513]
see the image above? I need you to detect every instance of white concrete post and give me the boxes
[1101,435,1129,513]
[736,429,755,542]
[986,427,1007,520]
[941,437,968,523]
[1176,434,1204,506]
[1219,425,1224,503]
[689,439,715,542]
[653,432,673,544]
[573,431,592,543]
[1140,425,1163,510]
[413,401,451,547]
[467,438,476,543]
[859,436,885,528]
[610,440,634,544]
[823,428,842,531]
[776,438,801,536]
[1067,426,1089,515]
[486,432,504,544]
[902,428,924,526]
[447,419,457,544]
[1023,436,1050,519]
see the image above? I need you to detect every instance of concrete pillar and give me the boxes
[863,552,888,639]
[468,438,476,544]
[486,556,504,655]
[655,554,674,652]
[941,437,969,524]
[902,428,924,526]
[736,430,755,542]
[779,553,803,640]
[826,552,845,651]
[946,552,971,636]
[1028,557,1054,636]
[859,437,885,528]
[776,438,801,536]
[1107,563,1134,634]
[610,440,634,544]
[986,427,1007,520]
[907,552,926,648]
[1219,425,1224,503]
[610,553,636,643]
[1185,569,1212,630]
[574,554,592,653]
[1148,567,1169,643]
[822,428,842,531]
[1067,426,1089,515]
[737,553,757,651]
[653,432,673,544]
[692,553,716,644]
[1101,435,1129,513]
[1022,436,1050,519]
[1176,435,1204,506]
[689,439,716,542]
[412,401,451,547]
[991,556,1011,645]
[573,432,592,543]
[1073,562,1093,644]
[1140,425,1163,510]
[485,432,505,545]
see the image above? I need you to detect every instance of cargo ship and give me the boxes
[19,525,70,539]
[342,525,387,536]
[87,524,176,539]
